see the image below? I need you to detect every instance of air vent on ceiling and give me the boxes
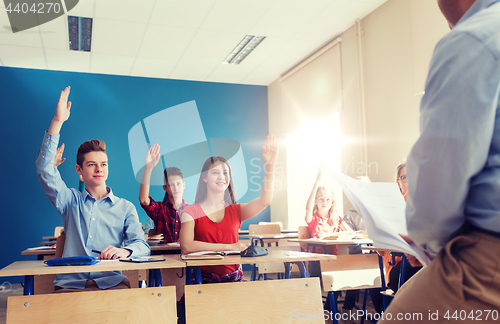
[223,35,266,65]
[68,16,92,52]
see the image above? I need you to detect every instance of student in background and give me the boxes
[36,87,149,292]
[305,166,352,255]
[139,144,186,243]
[379,163,421,294]
[180,135,278,283]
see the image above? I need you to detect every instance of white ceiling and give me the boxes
[0,0,386,85]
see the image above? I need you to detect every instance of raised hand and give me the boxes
[145,144,161,170]
[315,165,323,184]
[54,86,71,123]
[54,143,66,167]
[262,134,278,165]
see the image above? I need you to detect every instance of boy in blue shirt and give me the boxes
[36,86,150,292]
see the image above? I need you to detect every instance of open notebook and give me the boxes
[180,251,241,260]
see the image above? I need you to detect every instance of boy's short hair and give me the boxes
[77,140,107,167]
[163,167,184,185]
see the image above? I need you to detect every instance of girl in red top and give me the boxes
[180,135,279,283]
[305,166,352,254]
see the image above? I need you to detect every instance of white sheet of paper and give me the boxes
[330,170,431,266]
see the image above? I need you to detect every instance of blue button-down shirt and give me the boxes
[406,0,500,256]
[36,132,150,289]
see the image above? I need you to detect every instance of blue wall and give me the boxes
[0,66,269,279]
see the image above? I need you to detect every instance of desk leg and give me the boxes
[186,267,192,285]
[152,269,162,287]
[251,264,257,281]
[24,275,34,295]
[399,256,407,289]
[284,262,291,279]
[377,254,389,310]
[193,267,202,284]
[296,262,307,278]
[148,269,155,288]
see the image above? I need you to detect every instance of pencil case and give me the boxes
[45,256,100,266]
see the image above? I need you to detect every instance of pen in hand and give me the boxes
[91,249,101,254]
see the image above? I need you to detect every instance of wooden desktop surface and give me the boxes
[21,248,56,256]
[0,256,185,277]
[288,238,373,245]
[39,241,56,246]
[174,249,336,267]
[239,233,299,240]
[238,229,297,235]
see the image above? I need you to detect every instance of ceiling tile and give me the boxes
[131,57,178,78]
[200,0,271,34]
[94,0,155,23]
[90,52,135,75]
[237,36,288,67]
[67,1,95,18]
[169,60,219,81]
[205,63,257,84]
[0,45,46,69]
[240,66,282,85]
[91,19,147,55]
[248,0,331,38]
[138,24,196,60]
[45,48,90,72]
[150,0,215,28]
[260,38,319,71]
[39,15,67,50]
[181,29,244,63]
[0,17,42,47]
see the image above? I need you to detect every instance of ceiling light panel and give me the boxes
[223,35,266,65]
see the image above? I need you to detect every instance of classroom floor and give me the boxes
[0,277,379,324]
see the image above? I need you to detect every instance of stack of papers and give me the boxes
[331,171,431,266]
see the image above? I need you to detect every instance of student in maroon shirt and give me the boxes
[139,144,186,243]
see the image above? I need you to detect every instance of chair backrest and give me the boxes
[54,230,66,259]
[320,254,382,292]
[258,221,283,230]
[297,226,311,251]
[53,226,64,237]
[185,278,324,324]
[7,286,177,324]
[248,223,281,235]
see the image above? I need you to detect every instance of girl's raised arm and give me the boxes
[305,166,323,223]
[240,135,279,222]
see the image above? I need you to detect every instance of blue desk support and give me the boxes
[23,275,34,295]
[377,252,408,310]
[185,266,202,285]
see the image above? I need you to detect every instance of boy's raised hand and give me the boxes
[145,144,161,169]
[262,134,278,165]
[54,86,72,123]
[48,87,72,135]
[54,143,66,167]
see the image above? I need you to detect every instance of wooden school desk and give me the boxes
[21,248,56,260]
[288,238,373,255]
[0,256,186,295]
[176,250,337,284]
[149,243,181,255]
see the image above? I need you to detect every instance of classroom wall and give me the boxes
[0,66,268,276]
[268,0,450,226]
